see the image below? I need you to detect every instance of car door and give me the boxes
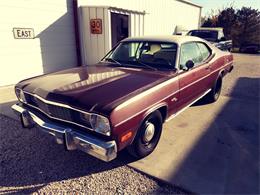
[175,42,212,111]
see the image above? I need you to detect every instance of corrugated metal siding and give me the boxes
[79,7,111,65]
[79,7,145,65]
[0,0,77,86]
[78,0,201,35]
[78,0,201,65]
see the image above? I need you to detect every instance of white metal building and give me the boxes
[0,0,78,86]
[0,0,201,86]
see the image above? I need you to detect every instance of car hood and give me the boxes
[17,63,173,115]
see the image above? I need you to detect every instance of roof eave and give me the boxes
[176,0,202,8]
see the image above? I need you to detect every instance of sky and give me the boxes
[191,0,260,16]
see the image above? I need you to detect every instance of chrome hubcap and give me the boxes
[143,122,155,143]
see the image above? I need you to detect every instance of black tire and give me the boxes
[207,76,222,103]
[127,111,163,159]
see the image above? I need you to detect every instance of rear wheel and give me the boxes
[127,111,163,158]
[207,76,222,103]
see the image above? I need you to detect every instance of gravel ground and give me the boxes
[0,53,259,195]
[0,114,187,194]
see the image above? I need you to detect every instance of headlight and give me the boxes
[90,114,111,136]
[82,113,111,136]
[15,88,27,103]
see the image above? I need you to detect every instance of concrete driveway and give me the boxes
[0,54,259,194]
[129,53,260,194]
[0,85,17,119]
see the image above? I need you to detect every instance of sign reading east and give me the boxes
[13,28,34,39]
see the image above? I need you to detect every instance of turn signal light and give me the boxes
[120,131,133,143]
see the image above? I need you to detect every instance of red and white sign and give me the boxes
[90,19,102,34]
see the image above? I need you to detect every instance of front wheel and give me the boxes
[206,77,222,103]
[127,111,163,159]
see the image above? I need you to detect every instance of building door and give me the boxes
[111,13,129,47]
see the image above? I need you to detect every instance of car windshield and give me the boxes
[104,41,178,70]
[188,30,218,42]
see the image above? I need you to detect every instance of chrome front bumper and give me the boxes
[11,104,117,162]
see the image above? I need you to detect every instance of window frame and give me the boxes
[196,42,212,63]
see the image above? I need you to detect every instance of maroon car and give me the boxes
[12,36,233,161]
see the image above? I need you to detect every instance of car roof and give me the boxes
[122,35,204,45]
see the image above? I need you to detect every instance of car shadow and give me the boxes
[167,77,260,194]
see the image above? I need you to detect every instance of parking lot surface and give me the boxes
[0,53,259,194]
[130,53,260,194]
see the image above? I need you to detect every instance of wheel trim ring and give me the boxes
[143,122,155,143]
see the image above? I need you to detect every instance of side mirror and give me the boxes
[185,60,194,70]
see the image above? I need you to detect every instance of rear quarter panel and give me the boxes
[208,48,233,87]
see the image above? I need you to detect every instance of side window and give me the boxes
[197,42,211,62]
[179,42,202,68]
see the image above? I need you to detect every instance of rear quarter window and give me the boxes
[179,42,202,67]
[196,42,211,62]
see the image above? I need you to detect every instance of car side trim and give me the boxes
[113,87,179,127]
[114,76,179,111]
[179,61,233,92]
[166,89,211,122]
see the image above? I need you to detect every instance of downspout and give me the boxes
[72,0,82,66]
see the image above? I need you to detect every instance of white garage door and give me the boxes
[0,0,78,86]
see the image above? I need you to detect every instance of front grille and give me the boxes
[30,95,49,114]
[24,93,91,128]
[49,104,71,121]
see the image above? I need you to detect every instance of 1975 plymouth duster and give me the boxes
[12,36,233,161]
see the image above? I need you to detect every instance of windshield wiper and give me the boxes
[136,60,157,71]
[105,58,157,70]
[104,58,122,66]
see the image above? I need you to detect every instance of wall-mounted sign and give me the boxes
[13,28,34,39]
[90,19,102,34]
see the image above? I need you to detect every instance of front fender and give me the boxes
[141,102,168,123]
